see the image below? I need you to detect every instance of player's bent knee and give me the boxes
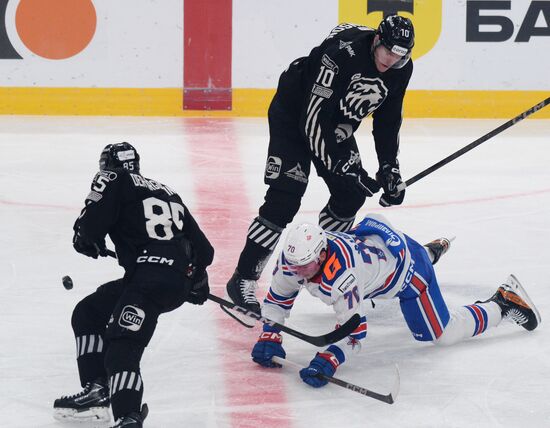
[333,193,366,217]
[260,188,303,227]
[433,323,461,347]
[71,299,100,333]
[326,182,367,218]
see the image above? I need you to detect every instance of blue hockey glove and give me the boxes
[376,161,405,206]
[299,352,339,388]
[251,326,286,368]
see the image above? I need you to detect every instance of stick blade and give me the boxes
[387,363,400,404]
[219,304,256,328]
[316,313,361,346]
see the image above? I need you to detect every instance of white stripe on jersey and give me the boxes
[306,94,321,115]
[305,95,330,167]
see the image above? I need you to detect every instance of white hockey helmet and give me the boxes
[283,223,328,266]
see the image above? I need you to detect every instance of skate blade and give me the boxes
[53,406,111,423]
[506,274,542,326]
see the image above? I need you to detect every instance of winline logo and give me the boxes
[0,0,96,60]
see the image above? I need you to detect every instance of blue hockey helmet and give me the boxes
[99,142,140,172]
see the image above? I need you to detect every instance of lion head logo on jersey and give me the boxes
[339,77,388,121]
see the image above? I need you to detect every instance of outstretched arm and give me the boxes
[372,61,413,206]
[300,279,368,388]
[251,256,302,367]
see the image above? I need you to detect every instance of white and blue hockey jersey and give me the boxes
[262,213,414,364]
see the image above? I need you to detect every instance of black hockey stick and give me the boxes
[208,293,361,347]
[272,356,399,404]
[219,303,257,328]
[104,251,360,346]
[397,96,550,191]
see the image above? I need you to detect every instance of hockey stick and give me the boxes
[271,356,399,404]
[219,302,258,328]
[104,251,360,346]
[208,293,361,347]
[397,96,550,192]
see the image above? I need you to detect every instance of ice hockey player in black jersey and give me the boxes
[53,143,214,427]
[227,15,415,315]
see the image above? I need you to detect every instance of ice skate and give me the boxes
[486,274,541,331]
[222,270,260,327]
[53,378,110,422]
[424,237,453,265]
[111,403,148,428]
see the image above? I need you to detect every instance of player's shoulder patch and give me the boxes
[86,190,103,203]
[94,169,118,182]
[321,53,339,73]
[89,169,120,198]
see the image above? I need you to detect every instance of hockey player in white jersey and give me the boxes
[251,214,541,387]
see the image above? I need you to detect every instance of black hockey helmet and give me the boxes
[99,142,140,172]
[376,14,415,69]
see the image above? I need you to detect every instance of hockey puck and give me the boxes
[62,275,73,290]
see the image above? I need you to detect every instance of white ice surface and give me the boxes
[1,116,549,427]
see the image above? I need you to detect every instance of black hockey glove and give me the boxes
[187,270,209,305]
[72,230,108,259]
[376,161,405,207]
[332,152,380,197]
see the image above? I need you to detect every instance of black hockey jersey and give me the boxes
[274,23,413,169]
[74,168,214,274]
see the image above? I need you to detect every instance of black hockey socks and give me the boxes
[75,333,107,387]
[108,370,144,421]
[237,216,282,279]
[239,187,301,279]
[104,339,146,421]
[319,204,355,232]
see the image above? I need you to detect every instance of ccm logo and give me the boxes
[136,255,174,265]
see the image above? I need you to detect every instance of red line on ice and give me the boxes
[183,119,292,428]
[3,187,550,214]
